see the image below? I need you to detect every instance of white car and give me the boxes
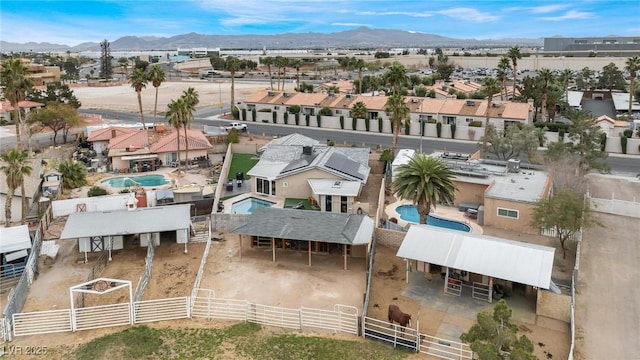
[222,122,248,132]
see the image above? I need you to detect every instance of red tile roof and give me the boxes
[108,130,149,149]
[150,129,212,153]
[87,126,138,142]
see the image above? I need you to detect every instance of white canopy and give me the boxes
[0,225,32,254]
[396,225,555,289]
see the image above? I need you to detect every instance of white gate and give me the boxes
[12,309,72,337]
[362,316,419,352]
[445,280,462,296]
[191,296,248,321]
[247,303,300,330]
[1,317,11,341]
[133,297,190,324]
[419,332,473,360]
[74,303,131,331]
[300,305,359,335]
[472,282,491,303]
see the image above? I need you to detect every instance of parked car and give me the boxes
[222,122,247,132]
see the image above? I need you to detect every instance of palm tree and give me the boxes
[385,64,407,95]
[545,84,564,122]
[262,56,274,90]
[497,56,511,100]
[385,93,410,157]
[355,58,366,94]
[58,159,87,190]
[181,87,199,168]
[225,56,239,114]
[274,56,285,91]
[1,58,34,150]
[507,46,522,92]
[537,68,553,122]
[129,68,148,130]
[625,56,640,117]
[148,64,166,124]
[166,98,186,173]
[559,68,573,102]
[391,154,457,224]
[289,59,302,92]
[279,57,290,91]
[481,77,501,158]
[1,148,32,226]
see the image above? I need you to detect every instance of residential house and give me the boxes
[86,126,139,154]
[0,153,47,225]
[0,100,45,124]
[594,115,630,137]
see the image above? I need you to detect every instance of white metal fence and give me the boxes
[12,309,72,337]
[74,302,131,331]
[363,316,419,352]
[419,332,473,360]
[301,305,359,335]
[133,244,155,302]
[540,226,582,242]
[588,196,640,218]
[133,297,191,324]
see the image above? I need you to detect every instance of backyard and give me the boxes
[228,153,259,181]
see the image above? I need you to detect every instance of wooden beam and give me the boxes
[343,244,347,270]
[308,241,312,267]
[272,237,276,262]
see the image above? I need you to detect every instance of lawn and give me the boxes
[284,197,314,210]
[227,154,259,181]
[63,323,411,360]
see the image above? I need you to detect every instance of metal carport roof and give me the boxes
[59,204,192,239]
[0,225,31,254]
[396,225,555,289]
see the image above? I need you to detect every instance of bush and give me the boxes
[533,121,568,133]
[426,118,437,124]
[600,132,607,151]
[378,118,383,133]
[365,118,370,132]
[558,129,565,141]
[234,107,241,120]
[119,189,131,193]
[88,186,108,197]
[621,136,628,154]
[288,105,301,114]
[251,108,256,122]
[295,113,300,125]
[318,107,332,116]
[436,122,442,138]
[305,114,310,126]
[226,128,240,143]
[316,114,322,127]
[339,115,344,129]
[352,118,357,131]
[258,108,272,112]
[272,111,277,123]
[623,129,633,138]
[468,120,483,127]
[283,112,288,125]
[404,122,410,135]
[328,140,335,146]
[450,123,456,139]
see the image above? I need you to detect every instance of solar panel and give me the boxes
[325,153,365,181]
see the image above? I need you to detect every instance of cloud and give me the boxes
[530,4,569,14]
[332,22,372,27]
[354,10,433,18]
[437,7,500,22]
[539,10,594,21]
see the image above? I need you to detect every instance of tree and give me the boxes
[625,56,640,117]
[545,84,565,122]
[181,87,199,168]
[129,68,148,130]
[28,82,81,109]
[58,160,87,190]
[355,58,366,94]
[226,56,240,113]
[1,58,34,150]
[290,59,303,92]
[118,57,129,76]
[481,77,500,158]
[166,97,186,172]
[598,62,626,92]
[436,58,455,82]
[261,56,274,90]
[507,46,522,91]
[1,148,32,225]
[385,64,407,95]
[564,108,609,173]
[497,56,511,100]
[575,67,595,91]
[99,39,113,80]
[537,68,553,122]
[460,300,536,360]
[531,188,596,259]
[385,93,410,157]
[148,64,166,124]
[350,101,368,120]
[28,102,84,145]
[482,124,542,161]
[559,68,573,102]
[391,154,457,224]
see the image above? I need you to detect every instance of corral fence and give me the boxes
[74,252,108,308]
[363,316,473,360]
[191,288,359,335]
[133,244,155,302]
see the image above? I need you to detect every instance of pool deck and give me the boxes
[385,199,483,234]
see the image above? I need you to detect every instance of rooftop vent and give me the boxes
[302,146,313,155]
[507,159,521,173]
[283,92,290,97]
[492,103,502,108]
[346,93,353,99]
[267,91,275,96]
[466,100,476,106]
[332,181,342,188]
[411,98,418,103]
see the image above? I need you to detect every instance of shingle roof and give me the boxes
[230,207,374,245]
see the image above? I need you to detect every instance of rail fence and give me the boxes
[133,244,155,302]
[190,236,212,300]
[588,195,640,218]
[74,252,108,308]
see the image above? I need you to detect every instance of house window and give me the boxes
[335,110,342,114]
[274,106,280,110]
[256,178,272,195]
[465,118,473,123]
[497,208,519,219]
[369,111,379,120]
[271,181,276,196]
[325,195,332,212]
[341,196,348,213]
[444,116,456,125]
[419,115,432,122]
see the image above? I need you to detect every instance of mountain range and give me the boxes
[0,27,544,52]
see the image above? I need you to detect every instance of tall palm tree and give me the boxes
[1,148,32,226]
[274,56,285,91]
[166,98,186,173]
[507,46,522,93]
[225,56,239,114]
[545,84,564,122]
[385,93,410,157]
[392,154,457,224]
[497,56,511,100]
[289,59,302,92]
[262,56,274,90]
[481,77,501,158]
[129,68,148,130]
[148,64,166,124]
[1,58,34,150]
[559,68,573,102]
[355,58,366,94]
[625,56,640,117]
[385,64,407,95]
[280,57,290,91]
[182,87,199,168]
[537,68,553,122]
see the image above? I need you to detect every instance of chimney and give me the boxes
[111,129,116,138]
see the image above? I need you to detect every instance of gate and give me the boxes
[362,316,419,352]
[472,282,491,303]
[419,332,473,360]
[74,303,131,331]
[1,317,10,342]
[445,280,462,296]
[133,297,190,324]
[12,309,72,337]
[247,303,300,330]
[191,293,248,321]
[300,305,359,335]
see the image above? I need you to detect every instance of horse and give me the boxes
[388,304,412,331]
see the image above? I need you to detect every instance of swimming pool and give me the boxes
[395,205,471,232]
[100,174,169,188]
[231,197,275,214]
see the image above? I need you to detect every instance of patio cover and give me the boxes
[0,225,31,254]
[59,204,191,239]
[230,207,374,245]
[396,225,555,289]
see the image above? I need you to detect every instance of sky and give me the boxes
[1,0,639,45]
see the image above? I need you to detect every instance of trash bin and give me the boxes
[236,172,244,181]
[226,179,234,191]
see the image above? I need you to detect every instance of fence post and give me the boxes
[299,306,303,330]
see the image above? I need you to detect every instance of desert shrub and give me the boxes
[450,123,457,139]
[339,115,344,129]
[88,186,108,197]
[365,118,370,132]
[621,136,628,154]
[328,140,335,146]
[283,112,288,125]
[426,118,437,124]
[436,122,442,138]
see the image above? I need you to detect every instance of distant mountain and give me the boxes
[0,27,544,52]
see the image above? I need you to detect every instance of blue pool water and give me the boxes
[231,197,275,214]
[396,205,471,232]
[101,174,169,188]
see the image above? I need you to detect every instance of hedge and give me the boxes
[533,121,568,133]
[469,121,483,127]
[450,123,456,139]
[339,115,344,129]
[284,112,288,125]
[436,122,442,138]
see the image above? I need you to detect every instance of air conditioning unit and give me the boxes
[267,91,275,96]
[346,93,353,99]
[466,100,475,106]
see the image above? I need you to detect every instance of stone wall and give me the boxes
[374,227,405,249]
[536,289,571,323]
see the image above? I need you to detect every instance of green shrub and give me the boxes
[450,123,456,139]
[88,186,108,197]
[305,114,310,126]
[621,136,628,154]
[339,115,344,129]
[533,121,567,133]
[289,105,301,114]
[251,108,256,122]
[426,118,437,124]
[226,128,240,143]
[352,118,357,131]
[258,108,272,112]
[235,107,242,120]
[469,121,483,127]
[404,122,410,135]
[316,114,322,127]
[119,189,131,193]
[365,118,370,132]
[558,129,565,141]
[272,111,277,123]
[600,132,607,151]
[328,140,335,146]
[623,129,633,138]
[378,118,383,133]
[436,122,442,138]
[318,107,332,116]
[283,112,288,125]
[295,113,300,125]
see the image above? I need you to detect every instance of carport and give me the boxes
[396,225,555,302]
[230,208,374,269]
[59,204,192,261]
